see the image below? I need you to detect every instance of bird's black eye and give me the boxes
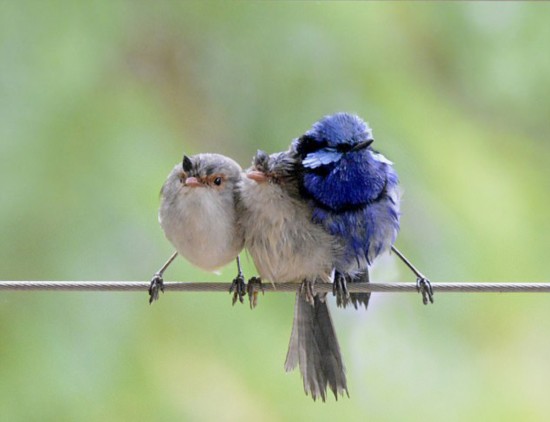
[214,177,222,186]
[295,135,327,158]
[336,143,353,153]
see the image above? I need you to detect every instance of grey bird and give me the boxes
[238,150,348,401]
[149,153,247,304]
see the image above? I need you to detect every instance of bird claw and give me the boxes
[333,273,351,308]
[247,277,264,309]
[148,273,164,304]
[416,277,434,305]
[229,273,246,305]
[300,280,316,306]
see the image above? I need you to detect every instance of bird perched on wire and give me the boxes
[148,153,247,304]
[292,112,433,306]
[239,150,348,401]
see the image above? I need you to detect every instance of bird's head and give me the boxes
[246,150,297,188]
[162,153,242,198]
[293,113,374,170]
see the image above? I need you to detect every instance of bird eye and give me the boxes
[213,177,222,186]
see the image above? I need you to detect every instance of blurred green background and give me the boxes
[1,1,549,421]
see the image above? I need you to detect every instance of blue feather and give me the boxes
[308,113,373,147]
[303,152,387,210]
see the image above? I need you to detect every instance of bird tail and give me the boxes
[285,291,348,401]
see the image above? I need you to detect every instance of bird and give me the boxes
[148,153,247,304]
[291,112,433,306]
[238,150,348,401]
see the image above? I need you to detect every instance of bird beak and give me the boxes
[184,177,202,188]
[246,170,268,183]
[350,139,373,152]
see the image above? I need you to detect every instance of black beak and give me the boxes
[350,139,374,152]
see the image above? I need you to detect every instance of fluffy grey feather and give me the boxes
[159,153,245,271]
[239,150,348,401]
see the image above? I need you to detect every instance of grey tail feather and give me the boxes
[285,291,349,402]
[349,268,370,310]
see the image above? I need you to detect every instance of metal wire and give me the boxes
[1,281,550,293]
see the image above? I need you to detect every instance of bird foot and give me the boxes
[229,273,246,305]
[300,280,316,306]
[148,273,164,304]
[247,277,264,309]
[416,277,434,305]
[333,273,351,308]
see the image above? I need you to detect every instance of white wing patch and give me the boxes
[372,152,393,166]
[302,149,343,169]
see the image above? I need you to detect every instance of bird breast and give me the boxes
[239,180,334,283]
[159,188,243,271]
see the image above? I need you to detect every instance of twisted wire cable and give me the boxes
[1,281,549,293]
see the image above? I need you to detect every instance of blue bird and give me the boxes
[292,112,433,306]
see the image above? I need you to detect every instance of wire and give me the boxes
[1,281,550,293]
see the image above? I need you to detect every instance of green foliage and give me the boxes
[1,2,549,421]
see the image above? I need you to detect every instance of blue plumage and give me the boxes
[303,112,374,148]
[293,112,400,270]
